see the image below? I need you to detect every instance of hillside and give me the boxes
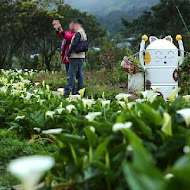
[65,0,159,33]
[65,0,158,16]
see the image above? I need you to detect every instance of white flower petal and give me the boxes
[183,146,190,154]
[168,87,180,103]
[165,173,174,180]
[118,101,126,109]
[33,128,41,133]
[85,112,101,122]
[46,111,55,119]
[57,88,65,93]
[66,105,76,113]
[101,100,111,108]
[90,126,95,133]
[42,128,63,134]
[15,116,25,121]
[177,108,190,127]
[183,95,190,102]
[82,99,95,108]
[56,108,65,114]
[68,95,81,102]
[113,122,132,132]
[115,93,131,101]
[141,90,158,103]
[8,156,54,190]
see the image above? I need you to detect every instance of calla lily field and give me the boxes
[0,69,190,190]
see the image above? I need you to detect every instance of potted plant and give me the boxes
[121,56,144,92]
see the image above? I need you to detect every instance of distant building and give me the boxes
[30,54,39,59]
[116,37,135,48]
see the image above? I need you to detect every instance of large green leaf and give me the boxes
[161,112,172,136]
[137,103,163,126]
[95,137,112,160]
[130,113,152,138]
[84,127,98,147]
[57,134,86,145]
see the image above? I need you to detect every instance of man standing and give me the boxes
[64,19,87,97]
[52,20,75,73]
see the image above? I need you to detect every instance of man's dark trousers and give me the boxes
[64,58,84,95]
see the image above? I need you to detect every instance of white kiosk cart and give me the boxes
[139,35,184,98]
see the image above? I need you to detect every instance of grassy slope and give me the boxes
[0,130,58,188]
[33,70,130,99]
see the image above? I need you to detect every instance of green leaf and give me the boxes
[56,134,86,145]
[131,114,152,138]
[168,155,190,190]
[137,103,163,126]
[161,112,172,136]
[123,162,165,190]
[95,137,111,160]
[84,127,98,147]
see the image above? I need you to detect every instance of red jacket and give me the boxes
[57,30,75,63]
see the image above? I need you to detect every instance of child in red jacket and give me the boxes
[53,20,75,73]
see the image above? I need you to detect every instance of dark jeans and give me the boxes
[65,63,69,74]
[64,58,84,95]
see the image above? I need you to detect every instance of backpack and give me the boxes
[75,40,89,53]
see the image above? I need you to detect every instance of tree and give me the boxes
[122,0,190,50]
[0,0,106,70]
[0,0,62,69]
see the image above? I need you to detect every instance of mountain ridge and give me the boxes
[65,0,159,34]
[65,0,159,16]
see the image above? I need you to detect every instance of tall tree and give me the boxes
[0,0,106,70]
[122,0,190,50]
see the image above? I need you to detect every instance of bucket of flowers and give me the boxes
[121,55,144,92]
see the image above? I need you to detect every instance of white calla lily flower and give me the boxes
[183,146,190,154]
[82,99,95,109]
[165,173,174,180]
[141,90,158,103]
[101,100,111,108]
[161,112,172,136]
[136,98,146,103]
[115,93,131,102]
[183,95,190,102]
[177,108,190,127]
[25,92,33,101]
[37,99,45,105]
[57,88,65,93]
[118,101,126,109]
[46,85,50,92]
[113,122,132,132]
[33,128,41,133]
[23,79,31,84]
[168,87,180,103]
[15,116,25,121]
[35,82,40,86]
[68,95,81,102]
[90,126,95,133]
[33,89,38,94]
[127,145,133,152]
[0,86,8,93]
[85,112,101,122]
[8,156,55,190]
[66,105,76,113]
[46,111,55,119]
[56,108,65,114]
[42,128,63,134]
[127,102,136,110]
[151,86,159,93]
[78,88,85,97]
